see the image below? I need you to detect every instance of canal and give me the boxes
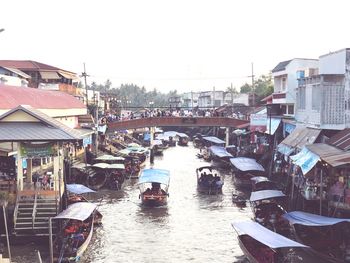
[11,143,329,262]
[82,144,251,263]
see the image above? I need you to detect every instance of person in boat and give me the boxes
[151,182,162,195]
[144,187,151,195]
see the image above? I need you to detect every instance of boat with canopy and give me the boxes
[66,184,103,225]
[138,168,170,206]
[209,146,233,167]
[232,221,308,263]
[250,190,288,234]
[196,166,224,194]
[283,211,350,262]
[251,176,278,191]
[53,202,97,262]
[230,157,265,189]
[177,132,189,146]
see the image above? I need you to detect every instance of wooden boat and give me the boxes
[138,168,170,206]
[251,176,278,191]
[124,156,142,179]
[152,140,168,155]
[232,221,308,263]
[66,184,103,225]
[196,166,223,195]
[283,211,350,263]
[209,146,233,168]
[53,202,97,262]
[230,157,265,189]
[177,133,189,146]
[250,190,289,235]
[232,193,246,206]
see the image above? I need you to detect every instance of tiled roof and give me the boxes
[0,60,61,71]
[272,60,292,73]
[0,84,86,109]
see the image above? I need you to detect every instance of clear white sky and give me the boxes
[1,0,349,93]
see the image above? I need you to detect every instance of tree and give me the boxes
[226,84,238,104]
[240,83,252,93]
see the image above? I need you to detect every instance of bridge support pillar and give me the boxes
[225,127,230,147]
[149,127,155,165]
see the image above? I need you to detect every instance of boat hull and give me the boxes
[141,194,167,206]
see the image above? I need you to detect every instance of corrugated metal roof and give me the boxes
[279,127,321,150]
[0,84,86,109]
[0,122,78,142]
[306,143,350,167]
[0,60,75,73]
[327,128,350,151]
[272,60,291,73]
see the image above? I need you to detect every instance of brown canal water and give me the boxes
[11,144,329,263]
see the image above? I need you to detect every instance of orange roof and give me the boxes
[0,84,86,109]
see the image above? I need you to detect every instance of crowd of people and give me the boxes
[103,107,247,123]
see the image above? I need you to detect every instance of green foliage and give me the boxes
[239,74,273,104]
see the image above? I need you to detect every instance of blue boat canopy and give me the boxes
[54,202,97,221]
[138,168,170,185]
[67,184,96,194]
[209,146,233,158]
[177,132,189,138]
[144,133,151,141]
[283,211,350,226]
[203,136,225,144]
[164,131,178,137]
[250,176,270,184]
[230,157,265,172]
[232,221,308,248]
[250,190,286,202]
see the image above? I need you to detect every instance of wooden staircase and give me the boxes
[13,191,58,237]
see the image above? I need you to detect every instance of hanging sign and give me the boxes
[20,142,56,158]
[250,114,267,132]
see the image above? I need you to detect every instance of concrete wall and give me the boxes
[319,49,347,74]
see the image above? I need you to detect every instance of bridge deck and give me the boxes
[108,117,249,131]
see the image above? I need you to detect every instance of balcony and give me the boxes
[272,92,287,104]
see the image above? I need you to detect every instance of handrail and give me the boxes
[32,192,38,229]
[13,192,21,227]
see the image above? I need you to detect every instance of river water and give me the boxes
[11,143,328,263]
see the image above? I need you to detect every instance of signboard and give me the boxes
[250,114,267,132]
[182,118,197,124]
[83,136,92,147]
[20,142,56,158]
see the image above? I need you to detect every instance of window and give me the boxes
[298,87,306,109]
[312,85,321,110]
[281,77,287,91]
[287,105,294,115]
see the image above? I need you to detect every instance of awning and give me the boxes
[58,70,79,80]
[230,157,265,172]
[265,118,281,135]
[290,147,320,175]
[39,71,60,80]
[95,154,125,161]
[250,190,286,202]
[277,144,294,156]
[138,168,170,185]
[203,136,225,144]
[306,143,350,167]
[231,221,308,248]
[2,67,31,79]
[67,184,96,194]
[283,211,350,226]
[54,202,97,221]
[209,146,233,158]
[279,127,321,150]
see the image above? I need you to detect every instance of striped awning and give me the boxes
[39,71,60,80]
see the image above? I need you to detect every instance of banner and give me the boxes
[20,142,57,158]
[250,114,267,132]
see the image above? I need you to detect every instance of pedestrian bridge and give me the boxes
[108,117,249,131]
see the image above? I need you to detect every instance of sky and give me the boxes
[1,0,350,93]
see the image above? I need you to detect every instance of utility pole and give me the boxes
[251,63,255,107]
[82,63,89,108]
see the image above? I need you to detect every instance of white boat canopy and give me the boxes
[92,162,125,169]
[67,184,96,194]
[283,211,350,226]
[230,157,265,172]
[250,190,286,202]
[232,221,308,248]
[54,202,97,221]
[95,154,125,161]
